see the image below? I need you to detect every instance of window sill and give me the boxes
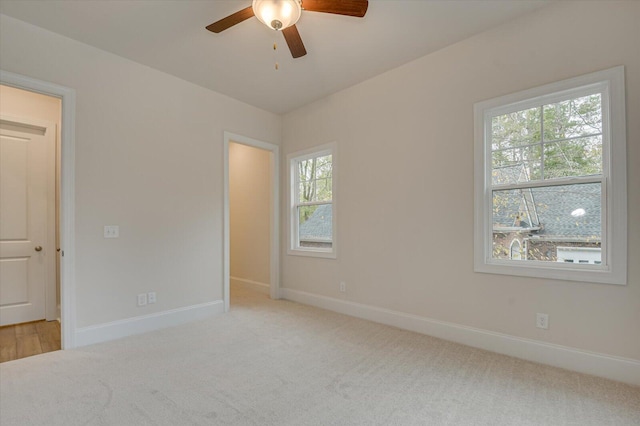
[287,248,337,259]
[474,260,625,285]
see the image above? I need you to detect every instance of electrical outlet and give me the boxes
[104,225,119,238]
[147,292,156,304]
[339,281,346,292]
[137,293,147,307]
[536,313,549,329]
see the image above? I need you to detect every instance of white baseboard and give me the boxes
[281,288,640,387]
[74,300,224,347]
[231,276,270,295]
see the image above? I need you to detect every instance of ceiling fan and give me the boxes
[206,0,369,58]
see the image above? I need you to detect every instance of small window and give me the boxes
[474,67,627,285]
[510,240,522,260]
[288,143,336,258]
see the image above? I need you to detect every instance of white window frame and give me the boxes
[287,142,337,258]
[474,66,627,285]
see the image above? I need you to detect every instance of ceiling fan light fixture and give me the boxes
[252,0,302,31]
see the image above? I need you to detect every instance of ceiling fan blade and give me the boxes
[282,25,307,58]
[206,6,255,33]
[301,0,368,17]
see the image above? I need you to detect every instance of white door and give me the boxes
[0,116,55,326]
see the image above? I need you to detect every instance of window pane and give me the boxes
[492,183,601,263]
[297,155,332,203]
[298,158,315,183]
[298,204,332,248]
[315,176,332,201]
[543,136,602,179]
[298,182,315,203]
[314,155,332,179]
[492,145,542,184]
[491,107,541,150]
[543,94,602,141]
[298,179,332,203]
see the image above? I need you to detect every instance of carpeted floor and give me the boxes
[1,285,639,425]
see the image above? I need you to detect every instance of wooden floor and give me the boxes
[0,320,61,363]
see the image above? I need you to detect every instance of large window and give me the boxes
[288,143,336,258]
[474,67,627,285]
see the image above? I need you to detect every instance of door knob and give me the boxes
[35,246,43,252]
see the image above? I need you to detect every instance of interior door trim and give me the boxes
[223,132,280,312]
[1,70,77,349]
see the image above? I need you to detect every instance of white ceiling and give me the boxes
[0,0,552,114]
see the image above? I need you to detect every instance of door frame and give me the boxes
[223,132,280,312]
[1,70,77,349]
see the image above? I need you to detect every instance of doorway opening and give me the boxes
[0,85,61,361]
[0,70,76,351]
[224,132,279,311]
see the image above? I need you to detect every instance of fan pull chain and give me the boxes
[273,41,279,70]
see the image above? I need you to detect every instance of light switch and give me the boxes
[104,225,119,238]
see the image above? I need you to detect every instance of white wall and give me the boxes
[0,14,281,329]
[281,1,640,361]
[229,142,271,286]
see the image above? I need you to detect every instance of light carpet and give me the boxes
[1,285,639,425]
